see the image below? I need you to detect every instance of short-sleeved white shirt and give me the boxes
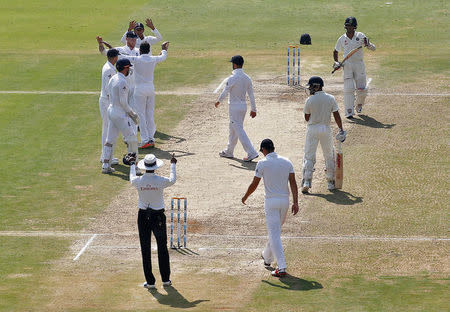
[99,61,116,100]
[334,31,367,63]
[304,91,339,126]
[255,152,294,199]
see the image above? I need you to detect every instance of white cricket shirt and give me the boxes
[218,68,256,111]
[304,91,339,126]
[255,152,294,199]
[99,61,116,100]
[108,72,132,114]
[334,31,368,63]
[120,28,163,51]
[130,164,176,210]
[122,51,167,85]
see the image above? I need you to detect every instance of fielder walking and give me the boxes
[128,153,177,289]
[242,139,299,277]
[99,48,119,166]
[301,76,346,193]
[120,19,163,52]
[215,55,259,162]
[333,16,376,118]
[101,59,140,173]
[120,41,169,148]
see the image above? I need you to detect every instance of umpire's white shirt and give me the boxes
[120,28,163,51]
[335,31,368,63]
[130,164,176,210]
[255,152,294,199]
[304,91,339,126]
[218,68,256,111]
[100,61,116,100]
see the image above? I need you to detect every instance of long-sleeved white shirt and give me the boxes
[120,28,163,52]
[99,61,116,100]
[107,72,132,114]
[121,50,167,85]
[335,31,376,63]
[218,68,256,111]
[130,164,176,210]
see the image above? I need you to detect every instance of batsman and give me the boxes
[333,17,376,118]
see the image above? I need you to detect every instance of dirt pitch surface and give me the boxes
[39,75,448,311]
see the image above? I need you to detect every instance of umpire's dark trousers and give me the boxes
[138,208,170,285]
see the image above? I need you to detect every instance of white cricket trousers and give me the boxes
[262,197,289,270]
[343,61,367,117]
[134,84,156,143]
[302,124,335,181]
[225,107,257,156]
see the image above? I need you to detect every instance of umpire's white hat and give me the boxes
[138,154,164,171]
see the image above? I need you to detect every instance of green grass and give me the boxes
[0,236,70,312]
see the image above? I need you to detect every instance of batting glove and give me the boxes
[336,129,347,142]
[333,61,341,70]
[128,111,139,125]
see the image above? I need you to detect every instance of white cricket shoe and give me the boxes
[219,151,233,158]
[162,280,172,287]
[301,179,311,194]
[101,167,115,174]
[356,104,363,114]
[243,154,259,162]
[111,158,119,165]
[143,282,155,289]
[271,268,287,277]
[327,180,336,191]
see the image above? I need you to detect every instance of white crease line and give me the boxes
[73,234,97,261]
[1,231,448,242]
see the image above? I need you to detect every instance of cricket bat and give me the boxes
[335,141,343,189]
[332,45,362,74]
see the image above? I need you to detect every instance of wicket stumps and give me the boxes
[287,45,300,86]
[170,197,187,249]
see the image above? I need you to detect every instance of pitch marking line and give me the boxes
[0,90,449,97]
[73,234,97,261]
[0,231,448,242]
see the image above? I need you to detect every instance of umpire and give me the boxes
[129,153,177,289]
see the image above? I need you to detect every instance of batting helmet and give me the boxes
[300,33,311,45]
[116,59,132,72]
[307,76,324,87]
[345,16,357,28]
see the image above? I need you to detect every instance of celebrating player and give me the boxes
[120,19,163,52]
[333,17,376,118]
[301,76,346,193]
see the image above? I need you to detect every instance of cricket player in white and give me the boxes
[301,76,346,192]
[215,55,259,162]
[101,59,140,174]
[99,49,119,165]
[97,32,140,134]
[333,16,376,118]
[120,19,162,52]
[242,139,299,277]
[129,153,177,289]
[120,41,169,148]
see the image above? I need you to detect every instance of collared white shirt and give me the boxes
[108,72,132,114]
[218,68,256,111]
[130,164,176,210]
[304,91,339,126]
[255,152,294,199]
[335,31,368,63]
[121,50,167,85]
[120,28,163,52]
[99,61,116,100]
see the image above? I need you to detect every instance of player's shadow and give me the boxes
[307,189,363,205]
[262,274,323,291]
[155,130,186,144]
[348,115,395,129]
[228,158,257,171]
[108,164,132,181]
[147,286,209,308]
